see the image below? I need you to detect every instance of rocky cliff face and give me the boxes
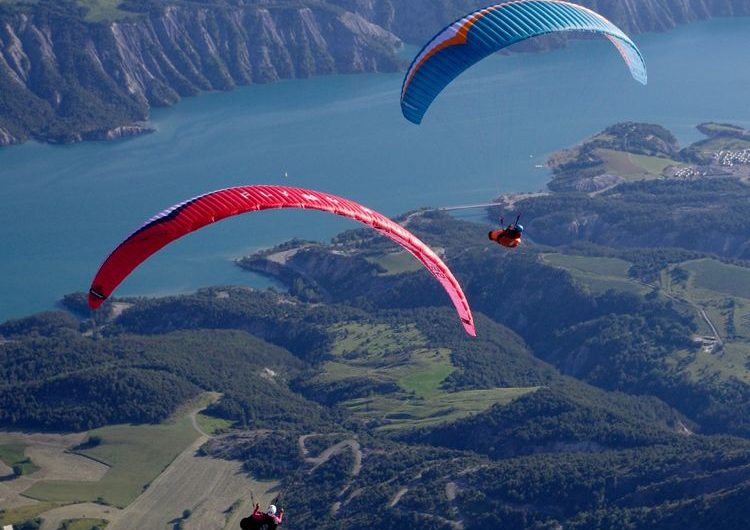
[0,0,748,146]
[0,1,401,144]
[107,4,401,106]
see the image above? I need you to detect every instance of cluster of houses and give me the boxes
[664,148,750,180]
[712,149,750,167]
[668,166,706,179]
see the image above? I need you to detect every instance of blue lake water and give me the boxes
[0,17,749,321]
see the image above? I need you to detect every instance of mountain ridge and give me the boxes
[1,0,749,146]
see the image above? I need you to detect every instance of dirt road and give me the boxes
[301,436,362,476]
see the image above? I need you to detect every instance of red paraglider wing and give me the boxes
[88,185,475,336]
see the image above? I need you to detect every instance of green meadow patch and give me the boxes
[543,254,631,277]
[655,259,750,384]
[23,415,199,508]
[367,252,423,276]
[541,253,750,387]
[542,253,644,295]
[596,148,678,180]
[196,413,234,436]
[0,443,39,475]
[58,518,109,530]
[682,258,750,299]
[344,387,538,431]
[0,501,59,527]
[331,322,427,359]
[324,321,538,430]
[76,0,133,22]
[398,349,454,399]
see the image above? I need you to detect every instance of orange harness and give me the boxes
[488,229,521,248]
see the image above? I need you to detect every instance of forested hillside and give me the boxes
[3,121,750,528]
[3,216,750,527]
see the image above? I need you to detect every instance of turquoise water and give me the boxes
[0,17,748,321]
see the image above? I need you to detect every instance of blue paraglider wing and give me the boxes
[401,0,647,124]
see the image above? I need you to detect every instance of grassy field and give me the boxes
[76,0,132,22]
[59,518,108,530]
[323,321,537,430]
[344,387,538,431]
[681,259,750,299]
[658,259,750,384]
[320,346,454,392]
[0,501,59,526]
[366,252,424,276]
[0,0,132,21]
[596,148,679,180]
[23,416,200,508]
[331,322,427,359]
[542,254,631,277]
[542,252,750,386]
[0,443,39,475]
[195,413,234,436]
[630,153,681,174]
[666,258,750,339]
[541,253,645,295]
[682,342,750,385]
[398,349,454,399]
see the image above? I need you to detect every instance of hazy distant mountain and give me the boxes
[0,0,748,146]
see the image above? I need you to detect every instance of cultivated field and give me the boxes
[1,395,277,530]
[0,444,39,476]
[682,258,750,300]
[24,416,200,507]
[541,253,646,295]
[595,148,679,180]
[0,432,107,525]
[543,252,750,388]
[105,435,277,530]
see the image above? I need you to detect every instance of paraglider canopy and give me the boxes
[401,0,647,124]
[88,185,476,336]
